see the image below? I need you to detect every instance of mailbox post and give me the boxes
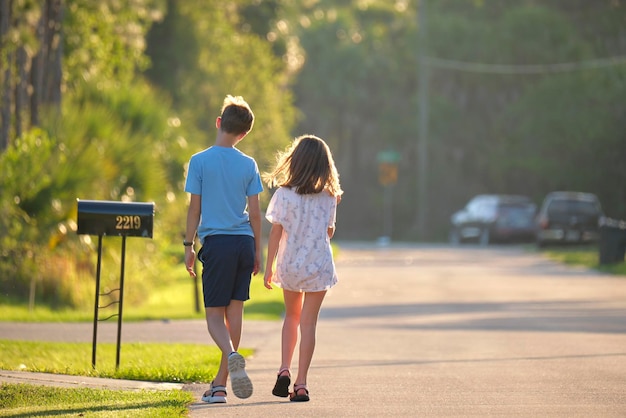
[77,199,154,369]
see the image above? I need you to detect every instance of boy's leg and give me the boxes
[205,306,235,387]
[225,300,244,350]
[204,300,247,399]
[200,236,250,386]
[201,235,253,399]
[223,236,254,398]
[294,290,327,386]
[224,300,252,398]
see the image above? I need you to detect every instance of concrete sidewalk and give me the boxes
[2,243,626,417]
[0,369,183,391]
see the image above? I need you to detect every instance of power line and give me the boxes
[425,55,626,74]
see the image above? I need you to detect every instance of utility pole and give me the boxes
[416,0,430,240]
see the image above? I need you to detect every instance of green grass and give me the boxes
[539,245,626,276]
[0,340,248,383]
[0,272,284,322]
[0,383,193,417]
[0,329,254,417]
[0,340,236,417]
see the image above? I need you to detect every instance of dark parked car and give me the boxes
[535,191,603,247]
[449,194,537,245]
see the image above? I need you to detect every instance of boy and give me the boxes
[184,95,263,403]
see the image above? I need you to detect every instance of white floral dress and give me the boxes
[266,187,338,292]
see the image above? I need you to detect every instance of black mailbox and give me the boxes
[77,199,155,369]
[77,199,154,238]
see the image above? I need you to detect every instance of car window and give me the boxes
[547,199,600,216]
[481,202,497,217]
[467,199,483,213]
[570,200,601,216]
[497,204,535,224]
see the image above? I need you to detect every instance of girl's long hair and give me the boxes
[264,135,343,197]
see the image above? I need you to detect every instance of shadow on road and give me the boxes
[321,300,626,334]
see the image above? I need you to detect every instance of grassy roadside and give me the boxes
[0,271,284,322]
[539,245,626,276]
[0,340,239,382]
[0,340,242,417]
[0,384,193,418]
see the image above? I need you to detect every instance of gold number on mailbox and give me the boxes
[115,215,142,230]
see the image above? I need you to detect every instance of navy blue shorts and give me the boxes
[198,235,255,308]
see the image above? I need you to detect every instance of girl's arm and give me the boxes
[264,223,283,289]
[327,193,340,239]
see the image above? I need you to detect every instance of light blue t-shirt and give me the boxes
[184,146,263,241]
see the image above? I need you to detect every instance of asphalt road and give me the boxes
[2,242,626,417]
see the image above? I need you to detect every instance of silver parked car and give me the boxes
[536,191,603,247]
[449,194,537,246]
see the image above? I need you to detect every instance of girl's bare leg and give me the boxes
[280,290,303,371]
[294,290,327,386]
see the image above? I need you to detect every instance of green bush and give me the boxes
[0,79,194,309]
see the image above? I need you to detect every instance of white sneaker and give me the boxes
[228,352,253,399]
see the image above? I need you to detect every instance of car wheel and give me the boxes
[479,228,490,246]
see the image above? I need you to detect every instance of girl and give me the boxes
[263,134,343,402]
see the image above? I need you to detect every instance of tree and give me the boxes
[0,0,182,307]
[277,0,626,239]
[0,1,64,149]
[144,0,296,180]
[0,0,161,150]
[1,0,12,150]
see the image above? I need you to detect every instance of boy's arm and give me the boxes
[184,194,201,277]
[247,194,263,275]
